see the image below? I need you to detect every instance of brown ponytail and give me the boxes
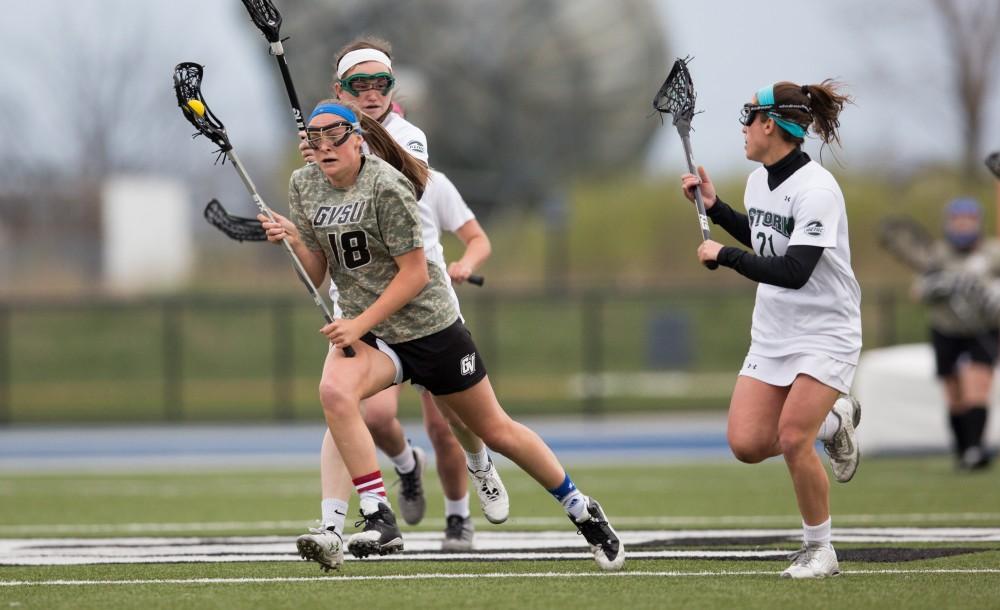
[356,111,428,199]
[772,80,852,147]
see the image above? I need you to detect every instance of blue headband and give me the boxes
[308,103,362,131]
[755,85,807,139]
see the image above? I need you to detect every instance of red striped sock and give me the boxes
[353,471,387,513]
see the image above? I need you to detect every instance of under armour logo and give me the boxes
[460,353,476,376]
[784,196,791,202]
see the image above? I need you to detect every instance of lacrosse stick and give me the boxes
[174,62,354,356]
[240,0,306,134]
[987,151,1000,180]
[877,216,936,273]
[988,151,1000,240]
[653,57,716,270]
[204,199,267,242]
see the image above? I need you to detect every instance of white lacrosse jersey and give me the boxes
[382,112,429,163]
[743,161,862,363]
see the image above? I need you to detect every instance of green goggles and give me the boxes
[339,72,395,96]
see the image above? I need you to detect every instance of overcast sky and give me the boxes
[2,0,997,181]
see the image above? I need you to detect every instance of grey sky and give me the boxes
[647,0,1000,177]
[2,0,997,181]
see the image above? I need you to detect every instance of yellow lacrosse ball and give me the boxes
[186,99,206,117]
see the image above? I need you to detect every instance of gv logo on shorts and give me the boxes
[460,353,476,376]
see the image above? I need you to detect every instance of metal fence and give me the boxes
[0,286,921,425]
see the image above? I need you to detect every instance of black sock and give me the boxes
[961,406,988,449]
[949,413,968,457]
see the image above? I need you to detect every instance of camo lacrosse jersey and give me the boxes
[288,155,458,343]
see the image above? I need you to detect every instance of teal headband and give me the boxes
[755,85,807,139]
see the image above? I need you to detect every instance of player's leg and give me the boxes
[955,355,994,470]
[932,329,971,464]
[778,374,841,579]
[295,430,352,571]
[726,375,787,464]
[420,391,474,550]
[433,377,624,571]
[362,385,427,525]
[319,342,404,558]
[425,392,509,526]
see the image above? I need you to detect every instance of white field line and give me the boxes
[2,527,999,566]
[3,569,1000,586]
[4,513,1000,535]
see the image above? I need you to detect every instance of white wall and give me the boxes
[855,343,1000,454]
[102,176,193,293]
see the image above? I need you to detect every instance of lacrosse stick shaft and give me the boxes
[269,41,306,134]
[225,149,356,357]
[678,133,718,270]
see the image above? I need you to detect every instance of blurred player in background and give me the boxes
[913,197,998,471]
[680,79,861,579]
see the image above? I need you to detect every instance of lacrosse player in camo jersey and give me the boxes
[680,80,862,579]
[263,100,625,571]
[913,197,998,471]
[293,37,510,563]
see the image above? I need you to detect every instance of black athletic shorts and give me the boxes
[361,319,487,395]
[930,327,1000,377]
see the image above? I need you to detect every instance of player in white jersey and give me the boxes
[293,37,507,567]
[680,80,861,579]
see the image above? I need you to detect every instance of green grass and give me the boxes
[2,456,999,608]
[2,457,998,532]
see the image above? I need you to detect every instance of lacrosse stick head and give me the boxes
[653,57,697,134]
[986,151,1000,179]
[173,62,232,153]
[241,0,282,43]
[204,199,267,242]
[877,215,936,272]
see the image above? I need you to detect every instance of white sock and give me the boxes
[465,448,490,472]
[359,494,386,516]
[816,410,841,442]
[390,442,416,474]
[803,517,832,548]
[321,498,349,536]
[562,490,590,522]
[445,493,471,519]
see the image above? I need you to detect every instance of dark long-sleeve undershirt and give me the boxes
[717,244,824,289]
[706,197,752,247]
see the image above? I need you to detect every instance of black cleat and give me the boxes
[347,503,404,558]
[570,498,625,571]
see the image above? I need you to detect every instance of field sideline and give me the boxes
[2,457,998,608]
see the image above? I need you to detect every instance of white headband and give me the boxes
[336,49,393,79]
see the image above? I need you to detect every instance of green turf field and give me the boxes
[2,456,999,609]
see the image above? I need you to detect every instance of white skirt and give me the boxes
[739,351,856,394]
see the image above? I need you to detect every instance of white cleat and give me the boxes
[781,543,840,579]
[469,458,509,524]
[824,394,861,483]
[295,527,344,572]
